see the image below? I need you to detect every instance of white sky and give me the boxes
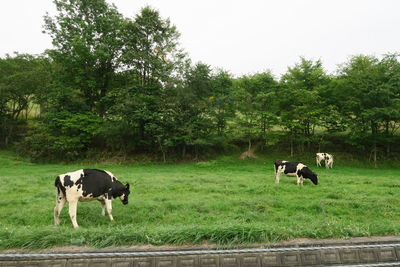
[1,0,399,77]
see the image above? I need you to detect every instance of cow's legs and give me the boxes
[54,195,66,226]
[99,200,106,216]
[297,176,303,185]
[316,157,321,167]
[68,201,79,228]
[328,160,333,168]
[275,172,281,184]
[105,199,114,221]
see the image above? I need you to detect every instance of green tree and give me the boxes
[43,0,124,115]
[335,54,400,165]
[104,6,187,159]
[234,71,278,154]
[176,63,214,159]
[209,69,235,137]
[0,53,51,146]
[278,57,329,155]
[120,6,186,87]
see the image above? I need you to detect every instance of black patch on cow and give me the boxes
[75,169,113,198]
[64,175,74,187]
[75,176,83,186]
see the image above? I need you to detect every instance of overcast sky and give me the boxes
[1,0,399,77]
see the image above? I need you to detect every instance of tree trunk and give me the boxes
[290,133,294,157]
[371,121,377,168]
[182,145,186,159]
[5,125,13,147]
[374,146,377,168]
[385,121,390,156]
[194,146,199,161]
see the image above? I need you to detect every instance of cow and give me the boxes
[274,160,318,185]
[316,152,333,168]
[54,169,130,228]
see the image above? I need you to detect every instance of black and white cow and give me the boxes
[54,169,130,228]
[316,152,333,168]
[274,160,318,185]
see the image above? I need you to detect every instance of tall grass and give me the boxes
[1,151,400,249]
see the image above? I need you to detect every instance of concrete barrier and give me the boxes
[2,237,400,266]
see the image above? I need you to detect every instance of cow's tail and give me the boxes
[54,176,63,197]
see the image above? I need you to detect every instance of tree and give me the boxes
[233,71,278,154]
[43,0,124,116]
[278,57,329,155]
[176,62,214,159]
[0,53,51,146]
[103,6,187,159]
[209,69,235,137]
[335,54,400,165]
[120,6,186,87]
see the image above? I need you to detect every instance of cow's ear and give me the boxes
[126,183,130,190]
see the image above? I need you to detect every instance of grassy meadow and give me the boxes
[1,150,400,250]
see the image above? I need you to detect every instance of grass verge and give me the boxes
[1,151,400,249]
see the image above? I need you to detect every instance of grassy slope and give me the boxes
[0,151,400,249]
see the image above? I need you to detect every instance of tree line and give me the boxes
[1,0,399,162]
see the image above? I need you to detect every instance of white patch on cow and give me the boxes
[105,170,117,181]
[59,169,84,184]
[78,193,103,202]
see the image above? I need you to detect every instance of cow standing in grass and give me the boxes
[54,169,130,228]
[274,160,318,185]
[316,153,334,168]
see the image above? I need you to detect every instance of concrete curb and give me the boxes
[2,236,400,266]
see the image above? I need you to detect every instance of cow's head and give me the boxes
[120,183,130,205]
[309,173,318,185]
[303,167,318,185]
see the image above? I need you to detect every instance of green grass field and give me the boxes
[1,150,400,250]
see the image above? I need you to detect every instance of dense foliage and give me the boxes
[1,0,399,162]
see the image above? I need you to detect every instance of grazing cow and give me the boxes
[316,153,333,168]
[274,160,318,185]
[54,169,130,228]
